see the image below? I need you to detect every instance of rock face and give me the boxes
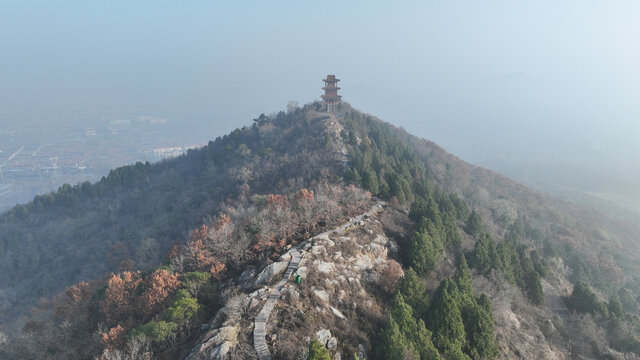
[186,326,237,360]
[331,306,346,319]
[187,202,389,360]
[327,337,338,351]
[317,329,332,346]
[313,289,330,302]
[253,261,288,287]
[317,261,336,273]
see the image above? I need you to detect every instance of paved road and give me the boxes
[252,203,383,359]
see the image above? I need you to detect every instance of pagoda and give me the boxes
[322,75,341,112]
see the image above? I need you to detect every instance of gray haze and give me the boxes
[1,1,639,210]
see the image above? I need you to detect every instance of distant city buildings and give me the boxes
[0,117,208,211]
[152,145,201,161]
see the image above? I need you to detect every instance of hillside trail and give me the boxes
[252,202,384,360]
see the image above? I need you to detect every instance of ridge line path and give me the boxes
[253,202,384,360]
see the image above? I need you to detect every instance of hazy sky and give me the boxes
[1,1,639,179]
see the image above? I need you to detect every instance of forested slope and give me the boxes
[0,105,338,324]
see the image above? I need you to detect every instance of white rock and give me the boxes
[334,352,342,360]
[315,232,331,241]
[368,243,387,258]
[296,266,308,279]
[312,245,325,255]
[314,289,330,302]
[248,298,261,311]
[354,255,373,270]
[331,306,346,320]
[254,261,288,286]
[209,326,237,346]
[210,341,232,359]
[317,329,332,346]
[357,344,366,359]
[373,234,388,245]
[317,261,335,274]
[325,279,338,288]
[279,252,292,262]
[287,287,300,301]
[327,337,338,351]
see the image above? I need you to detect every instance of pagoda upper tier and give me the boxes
[322,74,342,105]
[323,75,340,83]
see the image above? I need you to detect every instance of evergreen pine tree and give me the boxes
[455,253,473,295]
[465,210,483,237]
[525,270,544,305]
[463,294,499,360]
[362,167,379,194]
[471,234,492,274]
[428,279,466,352]
[409,232,437,275]
[380,317,420,360]
[308,340,331,360]
[399,267,428,315]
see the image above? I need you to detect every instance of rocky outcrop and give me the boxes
[253,261,289,287]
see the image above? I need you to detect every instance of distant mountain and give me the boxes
[2,102,640,360]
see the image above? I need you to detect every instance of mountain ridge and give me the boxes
[2,102,640,359]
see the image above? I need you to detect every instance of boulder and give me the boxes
[540,319,556,337]
[254,261,288,286]
[314,289,329,302]
[296,266,308,279]
[327,337,338,351]
[331,306,346,320]
[357,344,367,359]
[239,269,256,283]
[311,245,325,255]
[317,261,335,274]
[210,341,232,359]
[317,329,332,346]
[368,243,387,258]
[373,234,388,245]
[207,326,237,347]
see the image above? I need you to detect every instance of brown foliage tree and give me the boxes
[137,269,181,317]
[185,238,215,271]
[214,214,231,231]
[101,324,125,350]
[380,260,404,294]
[266,194,290,209]
[101,271,142,326]
[54,281,92,321]
[210,260,226,278]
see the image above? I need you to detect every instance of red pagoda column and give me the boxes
[322,75,341,112]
